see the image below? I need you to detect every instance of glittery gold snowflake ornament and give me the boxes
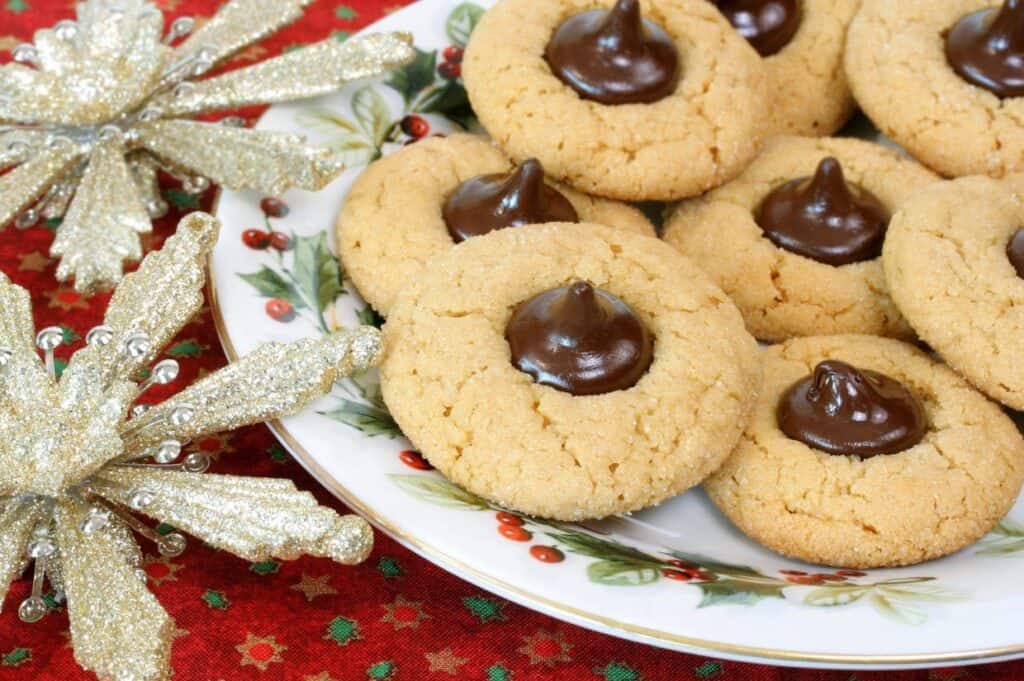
[0,0,413,293]
[0,211,383,681]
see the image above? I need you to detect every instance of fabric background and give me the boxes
[0,1,1020,679]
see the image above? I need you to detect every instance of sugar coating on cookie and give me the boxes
[884,174,1024,409]
[717,0,860,136]
[663,136,939,342]
[705,334,1024,568]
[337,134,653,315]
[380,223,761,520]
[846,0,1024,178]
[462,0,769,201]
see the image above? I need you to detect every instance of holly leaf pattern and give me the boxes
[239,266,306,308]
[545,529,661,565]
[446,3,485,47]
[977,520,1024,555]
[697,579,786,607]
[587,560,659,587]
[385,48,437,105]
[292,232,344,312]
[320,399,399,437]
[390,474,491,511]
[357,305,385,329]
[352,86,393,147]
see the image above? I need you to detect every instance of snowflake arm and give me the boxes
[157,32,414,117]
[51,136,151,292]
[134,120,345,195]
[95,469,373,564]
[56,497,174,681]
[174,0,313,67]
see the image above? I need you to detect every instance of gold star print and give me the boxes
[517,629,573,668]
[381,594,430,630]
[17,251,50,272]
[141,554,183,587]
[0,36,22,52]
[290,573,338,602]
[187,432,235,461]
[304,673,337,681]
[425,648,468,676]
[43,286,89,311]
[236,634,287,672]
[229,44,269,64]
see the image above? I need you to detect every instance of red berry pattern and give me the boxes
[437,61,461,80]
[779,569,862,585]
[260,197,289,218]
[498,525,531,542]
[400,115,430,139]
[265,298,295,322]
[496,512,524,526]
[269,232,291,251]
[442,45,464,63]
[529,546,564,564]
[242,229,271,249]
[399,450,433,470]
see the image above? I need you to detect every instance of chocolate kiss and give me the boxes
[545,0,680,105]
[946,0,1024,98]
[1007,227,1024,278]
[777,360,928,458]
[442,158,579,243]
[505,281,654,396]
[755,157,890,266]
[713,0,802,57]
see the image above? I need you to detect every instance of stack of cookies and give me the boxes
[337,0,1024,569]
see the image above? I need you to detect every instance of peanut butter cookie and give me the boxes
[462,0,768,201]
[664,136,938,342]
[884,174,1024,409]
[337,134,652,315]
[705,334,1024,568]
[381,222,761,520]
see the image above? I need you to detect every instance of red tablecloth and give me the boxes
[0,1,1021,679]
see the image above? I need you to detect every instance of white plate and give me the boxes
[210,0,1024,669]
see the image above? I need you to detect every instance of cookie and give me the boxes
[380,222,761,520]
[884,174,1024,409]
[663,136,939,342]
[337,134,653,315]
[846,0,1024,178]
[462,0,768,201]
[705,334,1024,568]
[714,0,860,136]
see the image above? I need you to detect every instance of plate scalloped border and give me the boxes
[203,0,1024,667]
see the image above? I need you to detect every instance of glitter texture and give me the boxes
[0,0,414,293]
[0,211,383,681]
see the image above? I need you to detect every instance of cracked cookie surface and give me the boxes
[745,0,860,136]
[337,134,653,316]
[663,136,938,342]
[846,0,1024,178]
[705,334,1024,568]
[884,174,1024,409]
[380,222,761,520]
[462,0,768,201]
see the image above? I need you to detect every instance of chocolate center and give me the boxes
[755,157,890,266]
[778,360,927,458]
[545,0,680,105]
[442,158,579,243]
[1007,228,1024,278]
[506,281,654,395]
[713,0,802,57]
[946,0,1024,98]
